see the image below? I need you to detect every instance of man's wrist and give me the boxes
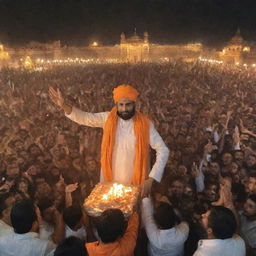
[62,102,72,115]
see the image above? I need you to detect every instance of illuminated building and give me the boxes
[0,44,10,61]
[120,31,149,63]
[220,29,250,64]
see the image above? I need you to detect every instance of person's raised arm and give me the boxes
[49,87,108,128]
[49,87,72,115]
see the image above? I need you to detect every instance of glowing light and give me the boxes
[24,56,33,69]
[92,42,98,47]
[243,47,250,52]
[101,183,132,200]
[198,57,223,64]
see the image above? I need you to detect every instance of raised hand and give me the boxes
[191,162,199,178]
[65,183,78,193]
[49,87,64,108]
[49,87,72,114]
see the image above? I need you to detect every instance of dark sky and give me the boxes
[1,0,256,47]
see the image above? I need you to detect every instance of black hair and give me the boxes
[95,208,126,243]
[63,205,83,230]
[249,173,256,178]
[248,194,256,203]
[205,180,220,191]
[233,150,245,157]
[11,199,36,234]
[231,183,247,204]
[208,206,236,239]
[54,236,87,256]
[38,197,54,217]
[153,202,179,229]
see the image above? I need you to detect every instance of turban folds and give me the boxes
[113,85,139,103]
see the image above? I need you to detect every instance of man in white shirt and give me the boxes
[193,206,245,256]
[63,205,87,240]
[141,197,189,256]
[240,194,256,255]
[0,199,56,256]
[49,85,169,195]
[38,198,65,244]
[0,195,15,237]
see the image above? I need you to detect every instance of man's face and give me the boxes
[247,155,256,168]
[234,152,244,164]
[247,177,256,194]
[209,162,220,176]
[117,98,135,120]
[230,162,239,175]
[205,185,218,202]
[222,153,233,166]
[168,180,184,197]
[244,199,256,217]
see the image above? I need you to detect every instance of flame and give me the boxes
[101,183,132,200]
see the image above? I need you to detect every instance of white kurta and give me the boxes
[193,235,246,256]
[66,107,169,184]
[141,197,189,256]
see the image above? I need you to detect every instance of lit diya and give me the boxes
[84,182,140,217]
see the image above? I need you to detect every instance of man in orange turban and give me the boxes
[49,85,169,196]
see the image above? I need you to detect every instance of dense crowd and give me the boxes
[0,61,256,255]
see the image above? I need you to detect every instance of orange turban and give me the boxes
[113,85,139,103]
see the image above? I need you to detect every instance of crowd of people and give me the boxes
[0,61,256,255]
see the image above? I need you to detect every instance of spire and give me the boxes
[120,32,125,43]
[134,28,137,36]
[144,31,149,43]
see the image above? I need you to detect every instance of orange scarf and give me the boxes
[101,106,150,186]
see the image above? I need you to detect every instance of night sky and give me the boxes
[1,0,256,47]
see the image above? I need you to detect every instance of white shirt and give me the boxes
[193,234,246,256]
[39,221,54,241]
[65,225,87,240]
[141,197,189,256]
[40,221,87,241]
[0,232,56,256]
[66,108,169,184]
[0,220,13,237]
[240,213,256,248]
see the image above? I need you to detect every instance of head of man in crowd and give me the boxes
[153,202,180,230]
[113,85,138,120]
[167,177,185,199]
[234,150,245,167]
[11,199,37,234]
[243,194,256,220]
[63,205,83,232]
[54,236,88,256]
[204,181,220,203]
[246,174,256,195]
[246,154,256,170]
[222,152,233,167]
[95,208,126,244]
[201,206,237,239]
[208,161,221,177]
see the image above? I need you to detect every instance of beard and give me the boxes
[117,107,135,120]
